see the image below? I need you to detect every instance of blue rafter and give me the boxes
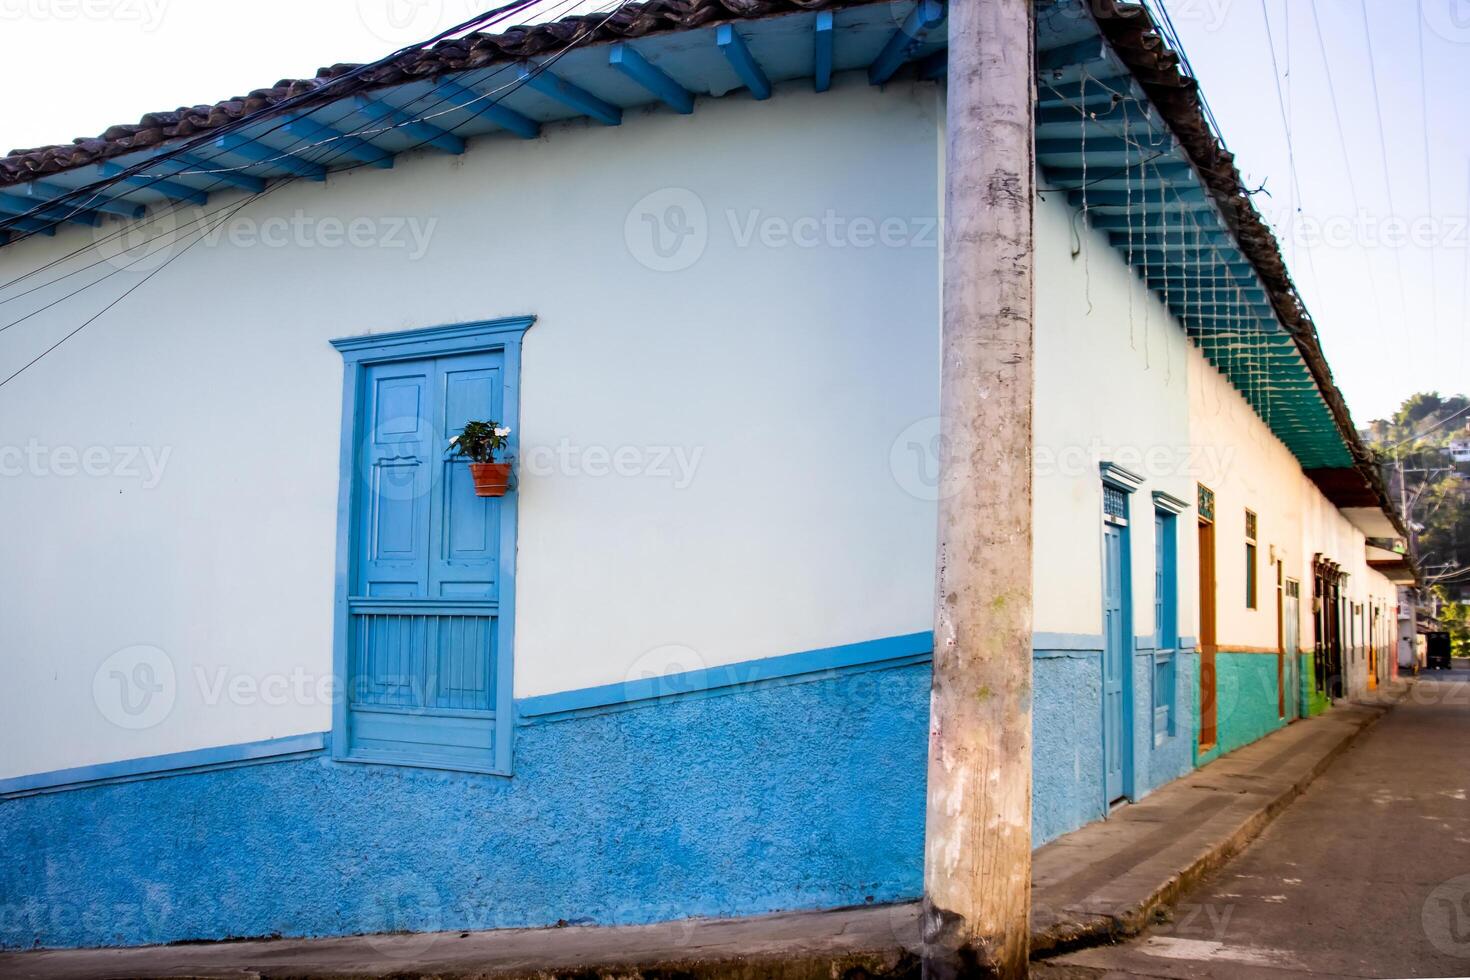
[213,134,327,181]
[609,43,694,114]
[170,152,266,194]
[0,209,56,235]
[25,181,144,219]
[283,117,394,169]
[98,162,208,205]
[0,193,97,228]
[716,24,771,100]
[517,63,621,125]
[433,79,541,139]
[869,0,944,86]
[814,10,834,93]
[353,96,466,155]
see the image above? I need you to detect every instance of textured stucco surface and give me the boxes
[1032,653,1105,844]
[1,666,929,950]
[5,648,1251,951]
[1136,650,1195,796]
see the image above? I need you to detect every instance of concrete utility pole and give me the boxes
[922,0,1035,975]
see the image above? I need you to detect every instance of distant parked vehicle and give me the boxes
[1426,632,1453,670]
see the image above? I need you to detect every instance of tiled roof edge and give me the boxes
[1090,0,1409,542]
[0,0,859,186]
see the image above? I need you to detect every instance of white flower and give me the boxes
[449,435,459,444]
[494,427,511,438]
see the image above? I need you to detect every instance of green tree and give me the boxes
[1363,392,1470,596]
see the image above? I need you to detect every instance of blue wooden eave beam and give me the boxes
[352,96,466,154]
[1036,38,1106,73]
[609,43,694,114]
[97,162,208,205]
[814,11,834,93]
[517,63,621,125]
[0,212,55,235]
[869,0,945,85]
[1108,231,1233,249]
[0,192,98,227]
[170,152,266,194]
[24,180,144,219]
[1071,188,1210,208]
[1037,79,1145,107]
[1039,136,1175,155]
[1035,103,1158,129]
[283,117,395,169]
[1088,208,1216,228]
[213,134,327,181]
[717,24,771,100]
[433,79,541,139]
[1046,162,1197,185]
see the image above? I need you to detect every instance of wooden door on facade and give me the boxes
[1284,578,1302,719]
[1197,509,1218,750]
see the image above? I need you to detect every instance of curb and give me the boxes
[1029,682,1409,960]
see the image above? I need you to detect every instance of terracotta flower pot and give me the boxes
[469,461,513,497]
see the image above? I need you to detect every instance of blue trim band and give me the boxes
[0,732,328,800]
[517,632,933,724]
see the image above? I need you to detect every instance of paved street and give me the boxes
[1041,665,1470,980]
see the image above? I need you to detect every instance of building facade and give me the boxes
[0,0,1409,950]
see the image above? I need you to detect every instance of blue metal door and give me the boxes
[1103,519,1130,803]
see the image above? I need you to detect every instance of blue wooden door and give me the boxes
[1103,520,1130,802]
[347,349,505,767]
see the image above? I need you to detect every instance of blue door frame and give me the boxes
[1100,463,1142,806]
[329,317,534,777]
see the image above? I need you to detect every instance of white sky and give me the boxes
[0,0,1462,423]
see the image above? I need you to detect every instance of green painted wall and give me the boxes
[1195,651,1288,766]
[1303,652,1330,716]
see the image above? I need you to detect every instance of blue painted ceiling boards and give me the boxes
[0,0,1403,535]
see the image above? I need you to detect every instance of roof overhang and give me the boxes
[0,0,1407,538]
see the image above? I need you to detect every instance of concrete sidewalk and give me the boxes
[0,686,1405,980]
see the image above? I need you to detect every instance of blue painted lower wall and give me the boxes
[1031,643,1196,844]
[1,663,930,950]
[0,638,1222,950]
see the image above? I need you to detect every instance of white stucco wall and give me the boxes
[0,77,945,778]
[0,67,1397,781]
[1032,187,1197,641]
[1187,341,1398,690]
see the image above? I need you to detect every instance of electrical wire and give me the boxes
[1415,8,1439,345]
[0,0,634,388]
[1306,0,1384,332]
[0,0,613,309]
[1355,0,1412,355]
[0,0,553,238]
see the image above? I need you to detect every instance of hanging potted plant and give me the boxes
[449,420,513,497]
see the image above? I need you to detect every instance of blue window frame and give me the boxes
[330,317,533,775]
[1152,490,1186,744]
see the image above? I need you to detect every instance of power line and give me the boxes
[1306,0,1385,332]
[1261,0,1319,297]
[1356,0,1412,356]
[1388,402,1470,450]
[0,0,609,312]
[0,0,552,241]
[0,0,634,386]
[1416,9,1439,346]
